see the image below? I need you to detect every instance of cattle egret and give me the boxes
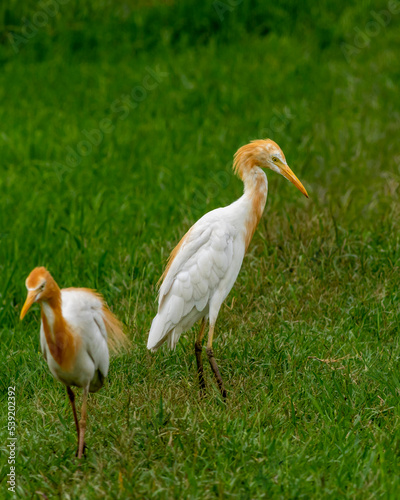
[147,139,308,398]
[20,267,127,458]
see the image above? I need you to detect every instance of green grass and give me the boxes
[1,0,400,497]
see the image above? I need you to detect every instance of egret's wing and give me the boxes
[61,289,109,381]
[158,224,213,306]
[148,217,235,351]
[89,309,110,390]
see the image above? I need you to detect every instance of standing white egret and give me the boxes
[147,139,308,398]
[20,267,127,458]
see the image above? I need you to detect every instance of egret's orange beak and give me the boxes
[279,164,309,198]
[20,291,37,320]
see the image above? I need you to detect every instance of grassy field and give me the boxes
[1,0,400,497]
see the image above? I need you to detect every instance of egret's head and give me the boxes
[20,267,55,320]
[233,139,309,198]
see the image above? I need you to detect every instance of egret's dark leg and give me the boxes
[67,387,80,439]
[67,387,87,457]
[77,386,89,459]
[206,323,227,400]
[195,318,207,393]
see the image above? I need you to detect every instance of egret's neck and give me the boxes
[242,166,268,194]
[40,291,77,370]
[241,167,268,252]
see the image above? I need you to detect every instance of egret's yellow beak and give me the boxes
[279,163,309,198]
[20,291,37,320]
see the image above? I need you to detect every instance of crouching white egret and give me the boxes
[20,267,128,458]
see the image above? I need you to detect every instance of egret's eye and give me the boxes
[272,157,279,163]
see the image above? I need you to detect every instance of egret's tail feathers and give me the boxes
[167,327,183,350]
[102,306,129,353]
[148,312,184,352]
[147,313,169,351]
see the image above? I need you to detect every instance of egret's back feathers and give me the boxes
[62,287,128,353]
[148,211,239,351]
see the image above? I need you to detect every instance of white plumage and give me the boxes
[148,139,308,398]
[40,289,110,392]
[148,209,245,351]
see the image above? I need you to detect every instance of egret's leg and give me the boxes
[195,318,207,392]
[77,386,89,459]
[66,387,80,440]
[67,387,87,457]
[206,323,227,400]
